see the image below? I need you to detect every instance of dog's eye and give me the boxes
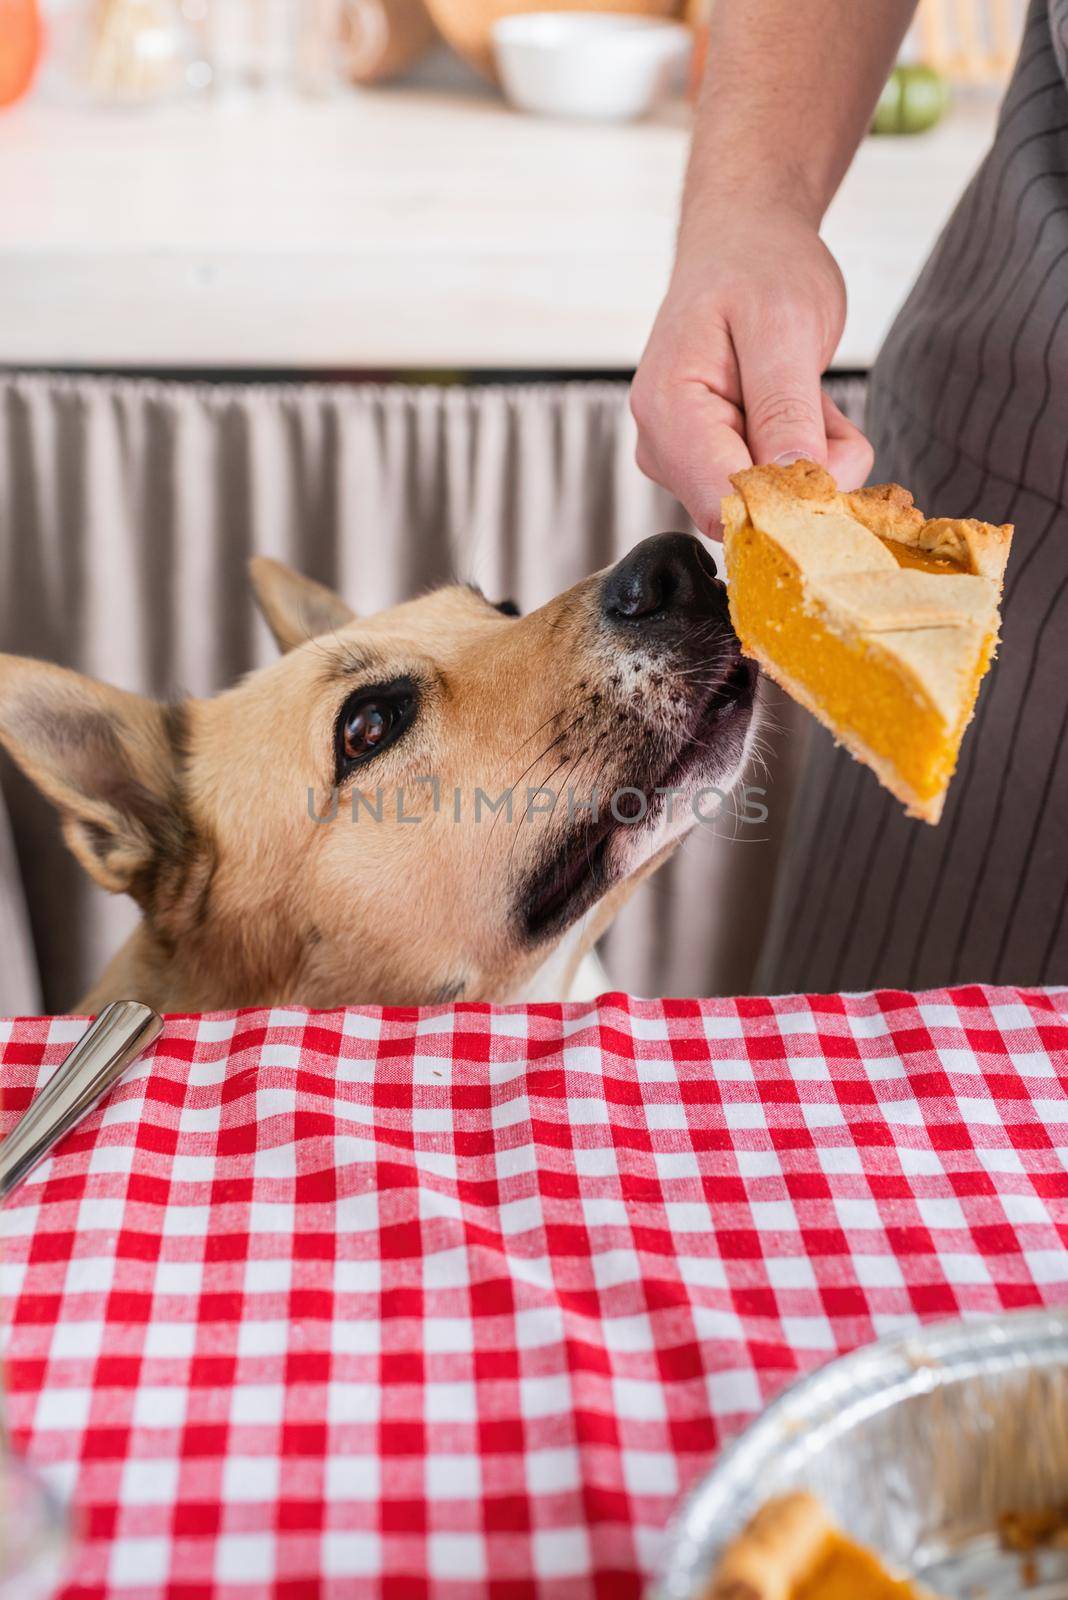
[335,682,416,776]
[345,702,394,758]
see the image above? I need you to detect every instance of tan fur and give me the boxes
[0,559,755,1013]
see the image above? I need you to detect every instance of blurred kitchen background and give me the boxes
[0,0,1027,1011]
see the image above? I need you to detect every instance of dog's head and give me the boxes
[0,535,757,1007]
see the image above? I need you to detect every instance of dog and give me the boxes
[0,534,758,1012]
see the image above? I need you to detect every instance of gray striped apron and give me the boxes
[758,0,1068,993]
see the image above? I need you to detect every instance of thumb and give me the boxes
[735,319,828,469]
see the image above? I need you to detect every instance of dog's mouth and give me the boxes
[522,817,617,941]
[659,648,757,787]
[520,648,757,942]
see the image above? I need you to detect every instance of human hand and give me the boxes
[630,209,874,537]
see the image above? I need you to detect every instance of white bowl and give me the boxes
[492,12,691,123]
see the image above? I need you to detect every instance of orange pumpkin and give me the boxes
[0,0,42,109]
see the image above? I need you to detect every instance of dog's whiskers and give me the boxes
[476,695,596,882]
[491,699,584,781]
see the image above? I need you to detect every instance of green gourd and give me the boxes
[871,64,950,135]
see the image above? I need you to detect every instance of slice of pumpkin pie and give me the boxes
[705,1492,940,1599]
[721,460,1012,824]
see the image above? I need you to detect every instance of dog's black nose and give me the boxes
[602,532,725,627]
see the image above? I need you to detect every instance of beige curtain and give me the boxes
[0,372,861,1014]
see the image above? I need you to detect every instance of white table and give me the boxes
[0,86,999,369]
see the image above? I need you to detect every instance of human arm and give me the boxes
[630,0,919,535]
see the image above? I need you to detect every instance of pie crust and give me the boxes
[721,461,1013,824]
[704,1491,937,1599]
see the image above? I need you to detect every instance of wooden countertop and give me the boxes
[0,86,999,369]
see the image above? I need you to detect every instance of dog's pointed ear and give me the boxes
[249,557,356,653]
[0,654,187,901]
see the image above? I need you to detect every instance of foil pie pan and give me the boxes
[650,1310,1068,1599]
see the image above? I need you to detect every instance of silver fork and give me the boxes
[0,1002,163,1202]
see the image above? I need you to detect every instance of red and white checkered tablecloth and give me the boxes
[2,987,1068,1600]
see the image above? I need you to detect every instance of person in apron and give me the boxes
[632,0,1068,991]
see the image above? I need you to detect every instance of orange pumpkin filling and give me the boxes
[721,462,1012,825]
[792,1533,931,1599]
[726,521,995,813]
